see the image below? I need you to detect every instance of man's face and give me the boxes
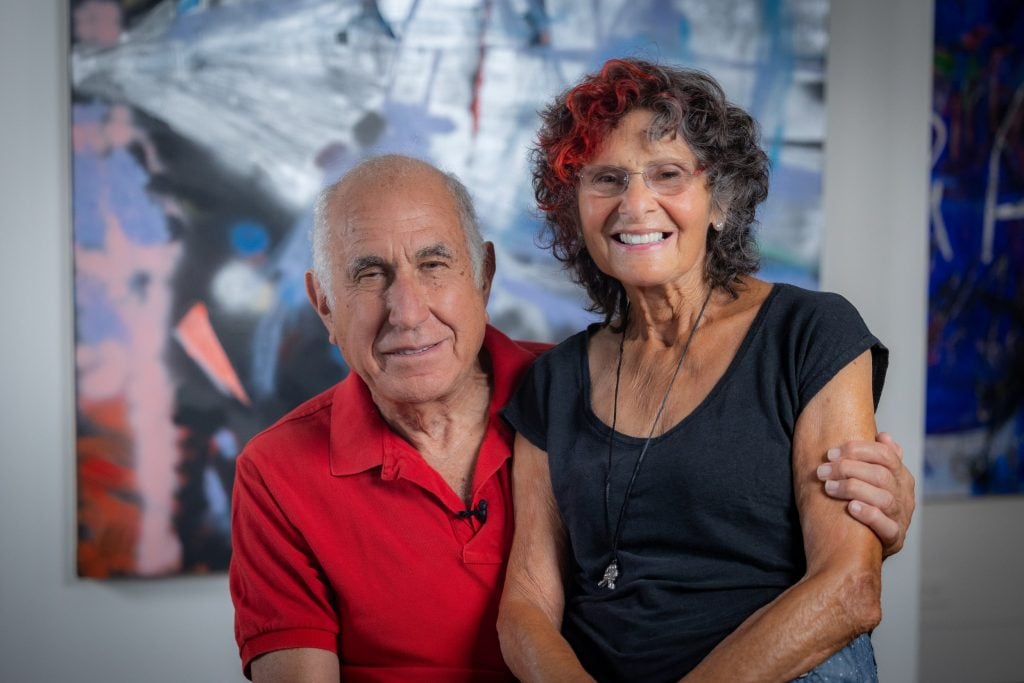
[307,169,494,409]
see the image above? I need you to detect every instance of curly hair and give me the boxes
[532,58,770,326]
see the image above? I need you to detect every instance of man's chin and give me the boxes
[370,374,457,407]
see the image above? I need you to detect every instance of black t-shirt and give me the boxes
[502,283,888,682]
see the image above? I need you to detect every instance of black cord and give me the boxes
[602,289,712,586]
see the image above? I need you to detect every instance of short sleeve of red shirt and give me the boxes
[229,399,341,676]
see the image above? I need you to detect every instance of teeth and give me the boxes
[617,232,665,245]
[391,342,439,356]
[395,346,431,355]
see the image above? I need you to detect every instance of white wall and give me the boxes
[0,1,1014,682]
[0,2,244,682]
[822,0,931,680]
[919,500,1024,682]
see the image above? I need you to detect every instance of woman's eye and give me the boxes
[654,165,684,180]
[593,172,623,186]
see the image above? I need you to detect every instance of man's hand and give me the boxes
[817,432,916,557]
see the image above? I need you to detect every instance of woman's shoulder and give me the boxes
[546,323,596,355]
[526,323,596,376]
[758,282,878,359]
[763,281,864,322]
[502,324,595,429]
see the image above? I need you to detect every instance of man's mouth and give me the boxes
[386,342,440,356]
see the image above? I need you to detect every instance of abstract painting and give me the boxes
[925,0,1024,497]
[70,0,829,576]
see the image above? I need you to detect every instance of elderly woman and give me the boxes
[498,59,887,682]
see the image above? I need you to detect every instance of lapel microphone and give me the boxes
[457,499,488,524]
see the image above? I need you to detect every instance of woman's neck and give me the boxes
[623,279,717,348]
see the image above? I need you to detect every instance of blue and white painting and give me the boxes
[70,0,829,576]
[925,0,1024,498]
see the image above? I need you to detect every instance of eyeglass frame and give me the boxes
[576,161,705,197]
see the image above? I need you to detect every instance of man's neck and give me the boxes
[373,370,493,502]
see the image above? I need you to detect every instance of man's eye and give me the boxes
[356,270,385,282]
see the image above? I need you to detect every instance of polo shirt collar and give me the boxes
[328,371,388,476]
[481,324,534,421]
[328,325,536,478]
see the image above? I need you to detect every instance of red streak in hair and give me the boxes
[544,60,663,186]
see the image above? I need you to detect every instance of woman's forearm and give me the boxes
[500,434,592,682]
[680,552,881,683]
[497,594,594,683]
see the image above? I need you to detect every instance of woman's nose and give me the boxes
[616,172,658,219]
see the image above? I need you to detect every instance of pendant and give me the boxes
[598,558,619,590]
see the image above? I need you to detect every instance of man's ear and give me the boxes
[481,242,496,303]
[305,270,336,344]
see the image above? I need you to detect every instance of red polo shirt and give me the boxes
[230,326,547,682]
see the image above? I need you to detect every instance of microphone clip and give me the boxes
[457,499,488,524]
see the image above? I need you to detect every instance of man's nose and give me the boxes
[386,273,431,329]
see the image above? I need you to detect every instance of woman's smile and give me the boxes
[612,230,671,246]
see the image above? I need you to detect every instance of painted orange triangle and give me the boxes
[174,301,252,406]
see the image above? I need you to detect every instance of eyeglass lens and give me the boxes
[581,162,699,196]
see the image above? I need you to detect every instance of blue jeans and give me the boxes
[793,634,878,682]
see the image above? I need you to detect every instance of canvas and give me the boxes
[70,0,829,577]
[925,0,1024,497]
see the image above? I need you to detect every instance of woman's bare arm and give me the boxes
[682,350,883,682]
[497,433,594,682]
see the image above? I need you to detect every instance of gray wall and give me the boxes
[0,0,1017,682]
[822,0,930,679]
[1,3,247,682]
[920,500,1024,682]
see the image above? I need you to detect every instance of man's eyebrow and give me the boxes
[347,255,388,279]
[417,243,455,261]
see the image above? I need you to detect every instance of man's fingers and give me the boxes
[875,432,904,460]
[825,433,914,558]
[827,442,894,469]
[847,501,902,555]
[823,476,897,513]
[818,458,896,492]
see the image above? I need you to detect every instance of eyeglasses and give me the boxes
[578,162,703,197]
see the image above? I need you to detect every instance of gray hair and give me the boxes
[311,155,486,304]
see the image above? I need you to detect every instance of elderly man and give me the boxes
[229,155,914,682]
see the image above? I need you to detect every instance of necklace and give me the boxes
[598,288,713,590]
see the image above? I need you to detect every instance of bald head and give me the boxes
[311,155,486,302]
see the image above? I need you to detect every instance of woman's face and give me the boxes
[577,109,720,292]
